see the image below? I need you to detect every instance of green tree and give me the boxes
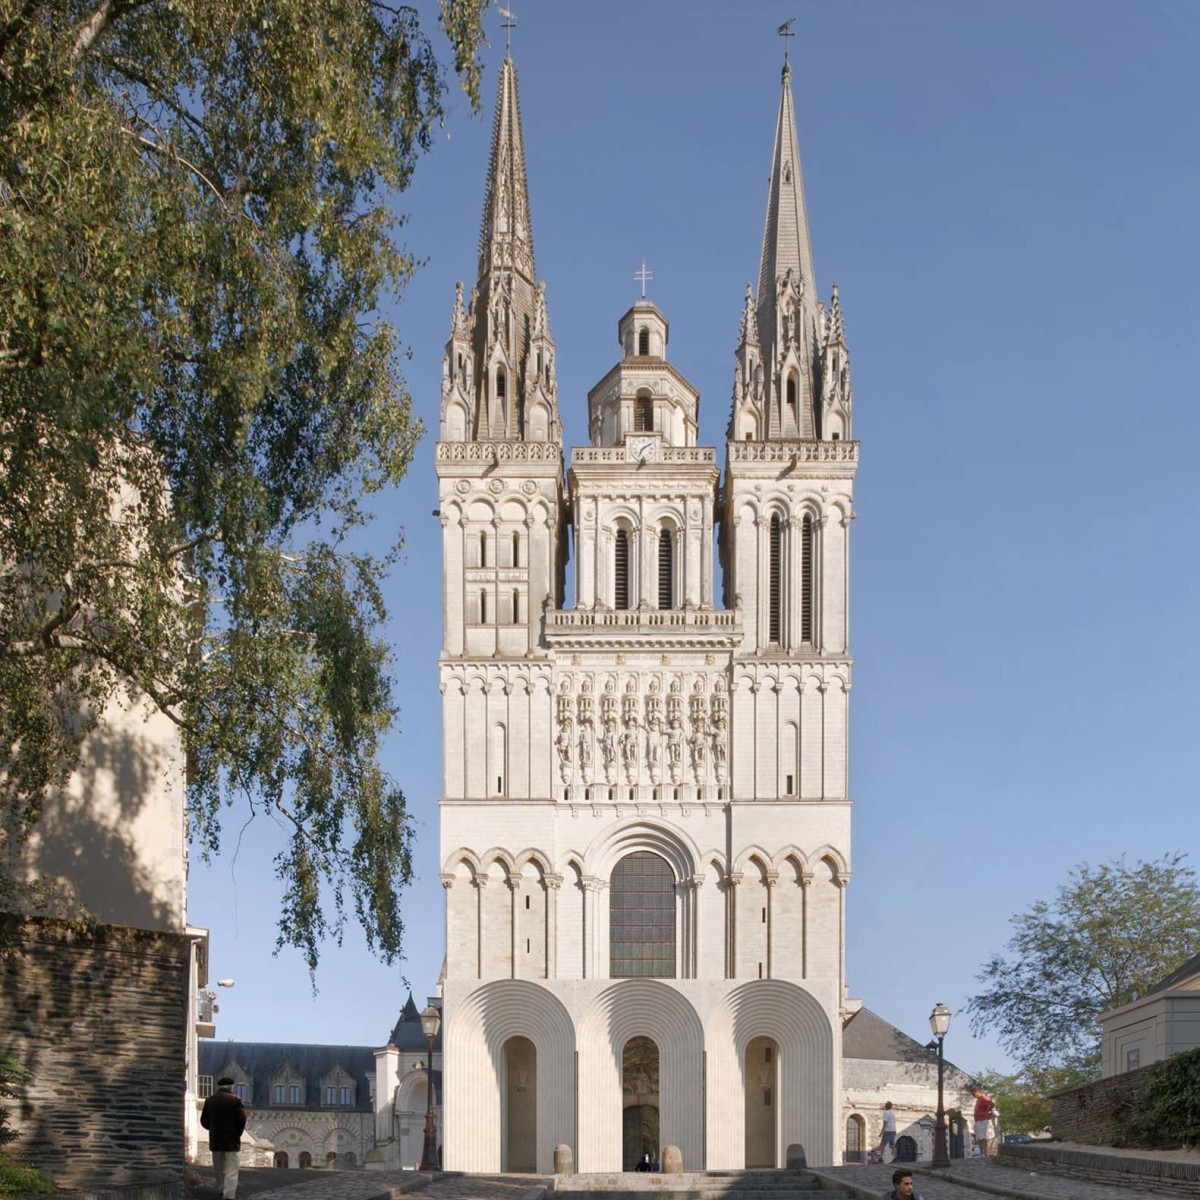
[973,1060,1096,1136]
[967,854,1200,1071]
[0,0,486,970]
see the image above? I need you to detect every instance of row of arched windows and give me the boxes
[475,530,523,568]
[766,513,815,646]
[613,528,675,611]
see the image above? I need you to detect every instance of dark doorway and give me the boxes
[622,1035,660,1169]
[623,1104,660,1170]
[273,1152,289,1168]
[895,1135,917,1162]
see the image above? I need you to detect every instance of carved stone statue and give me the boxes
[620,726,639,784]
[711,715,728,784]
[666,716,684,784]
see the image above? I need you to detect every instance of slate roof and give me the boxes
[198,1041,376,1111]
[1145,950,1200,996]
[842,1006,968,1076]
[387,992,442,1053]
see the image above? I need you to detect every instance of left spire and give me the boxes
[440,50,559,443]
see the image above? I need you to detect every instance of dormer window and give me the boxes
[638,327,650,356]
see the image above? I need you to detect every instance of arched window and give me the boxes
[512,531,520,567]
[496,367,507,399]
[511,589,520,623]
[610,851,675,978]
[657,527,674,610]
[785,375,798,427]
[614,529,631,610]
[845,1114,866,1164]
[801,514,814,644]
[638,327,650,356]
[480,590,488,624]
[299,1152,312,1169]
[479,529,487,567]
[634,395,653,432]
[768,515,782,644]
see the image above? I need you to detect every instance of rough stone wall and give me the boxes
[0,914,190,1189]
[1049,1065,1153,1144]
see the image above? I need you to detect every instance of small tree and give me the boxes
[0,1056,30,1148]
[966,854,1199,1071]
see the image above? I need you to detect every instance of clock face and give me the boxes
[629,437,657,463]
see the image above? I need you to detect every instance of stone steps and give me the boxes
[552,1170,837,1200]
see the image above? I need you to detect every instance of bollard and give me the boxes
[553,1144,573,1175]
[661,1145,683,1174]
[786,1143,807,1169]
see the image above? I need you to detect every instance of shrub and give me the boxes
[0,1059,30,1149]
[1124,1046,1200,1148]
[0,1155,56,1196]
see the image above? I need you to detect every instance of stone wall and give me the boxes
[1049,1064,1153,1144]
[0,914,190,1191]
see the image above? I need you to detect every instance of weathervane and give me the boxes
[498,5,516,56]
[777,18,795,67]
[634,260,654,300]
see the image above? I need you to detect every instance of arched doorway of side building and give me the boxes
[744,1036,778,1167]
[273,1152,288,1169]
[622,1035,660,1170]
[845,1114,866,1163]
[503,1035,537,1172]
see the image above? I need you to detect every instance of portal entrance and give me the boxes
[503,1035,537,1172]
[744,1036,778,1167]
[622,1035,660,1169]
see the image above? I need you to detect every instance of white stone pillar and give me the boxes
[765,871,778,978]
[546,873,562,979]
[508,875,520,979]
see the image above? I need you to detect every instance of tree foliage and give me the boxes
[0,0,486,970]
[973,1060,1096,1136]
[1125,1046,1200,1149]
[967,854,1200,1070]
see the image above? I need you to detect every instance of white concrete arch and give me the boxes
[576,980,705,1172]
[583,816,701,883]
[394,1067,429,1113]
[705,979,836,1168]
[809,844,849,881]
[443,979,575,1173]
[513,848,552,874]
[734,845,775,877]
[478,847,517,875]
[442,846,481,876]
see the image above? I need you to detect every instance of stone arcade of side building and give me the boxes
[436,48,869,1174]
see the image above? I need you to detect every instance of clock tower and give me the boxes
[573,299,718,611]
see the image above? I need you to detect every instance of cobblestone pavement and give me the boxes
[817,1157,1177,1200]
[211,1169,547,1200]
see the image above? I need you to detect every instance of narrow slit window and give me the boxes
[658,528,674,609]
[480,590,488,623]
[768,515,782,644]
[614,529,631,610]
[513,531,521,567]
[801,514,814,644]
[512,589,520,623]
[479,530,487,566]
[635,396,653,431]
[496,368,506,399]
[638,327,650,356]
[786,375,798,426]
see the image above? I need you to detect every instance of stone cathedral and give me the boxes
[436,48,857,1174]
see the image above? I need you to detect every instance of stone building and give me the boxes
[198,994,444,1172]
[1100,951,1200,1076]
[436,44,857,1173]
[1,686,205,1192]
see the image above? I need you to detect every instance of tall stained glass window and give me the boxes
[610,852,675,978]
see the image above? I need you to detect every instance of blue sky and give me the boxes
[191,1,1200,1075]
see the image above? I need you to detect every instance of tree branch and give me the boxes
[71,0,153,67]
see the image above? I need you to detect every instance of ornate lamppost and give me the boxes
[929,1002,951,1169]
[419,1004,442,1172]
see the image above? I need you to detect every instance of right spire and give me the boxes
[731,50,851,442]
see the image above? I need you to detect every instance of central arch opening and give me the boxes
[622,1035,660,1170]
[744,1036,778,1167]
[503,1035,537,1172]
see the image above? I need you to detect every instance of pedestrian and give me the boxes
[201,1077,247,1200]
[879,1101,897,1162]
[635,1152,651,1172]
[970,1084,996,1157]
[880,1168,925,1200]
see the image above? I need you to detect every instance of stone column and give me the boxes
[726,871,742,978]
[545,873,562,980]
[508,875,521,979]
[474,875,487,979]
[799,872,811,979]
[765,871,778,979]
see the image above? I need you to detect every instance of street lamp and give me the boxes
[929,1003,951,1169]
[419,1004,442,1172]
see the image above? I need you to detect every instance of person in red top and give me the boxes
[971,1085,996,1157]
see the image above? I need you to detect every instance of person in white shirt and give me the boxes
[879,1101,897,1162]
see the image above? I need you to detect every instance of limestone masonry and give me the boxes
[436,48,859,1173]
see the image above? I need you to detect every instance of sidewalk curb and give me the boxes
[810,1165,1104,1200]
[359,1171,442,1200]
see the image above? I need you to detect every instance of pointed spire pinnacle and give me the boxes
[450,280,467,338]
[477,56,535,286]
[757,55,817,338]
[739,282,759,346]
[827,281,845,345]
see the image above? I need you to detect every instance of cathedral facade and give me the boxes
[436,49,857,1174]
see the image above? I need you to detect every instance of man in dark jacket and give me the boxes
[200,1077,247,1200]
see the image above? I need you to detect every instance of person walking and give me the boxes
[201,1077,247,1200]
[880,1168,925,1200]
[878,1101,897,1162]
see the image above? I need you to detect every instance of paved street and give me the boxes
[192,1168,546,1200]
[817,1156,1180,1200]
